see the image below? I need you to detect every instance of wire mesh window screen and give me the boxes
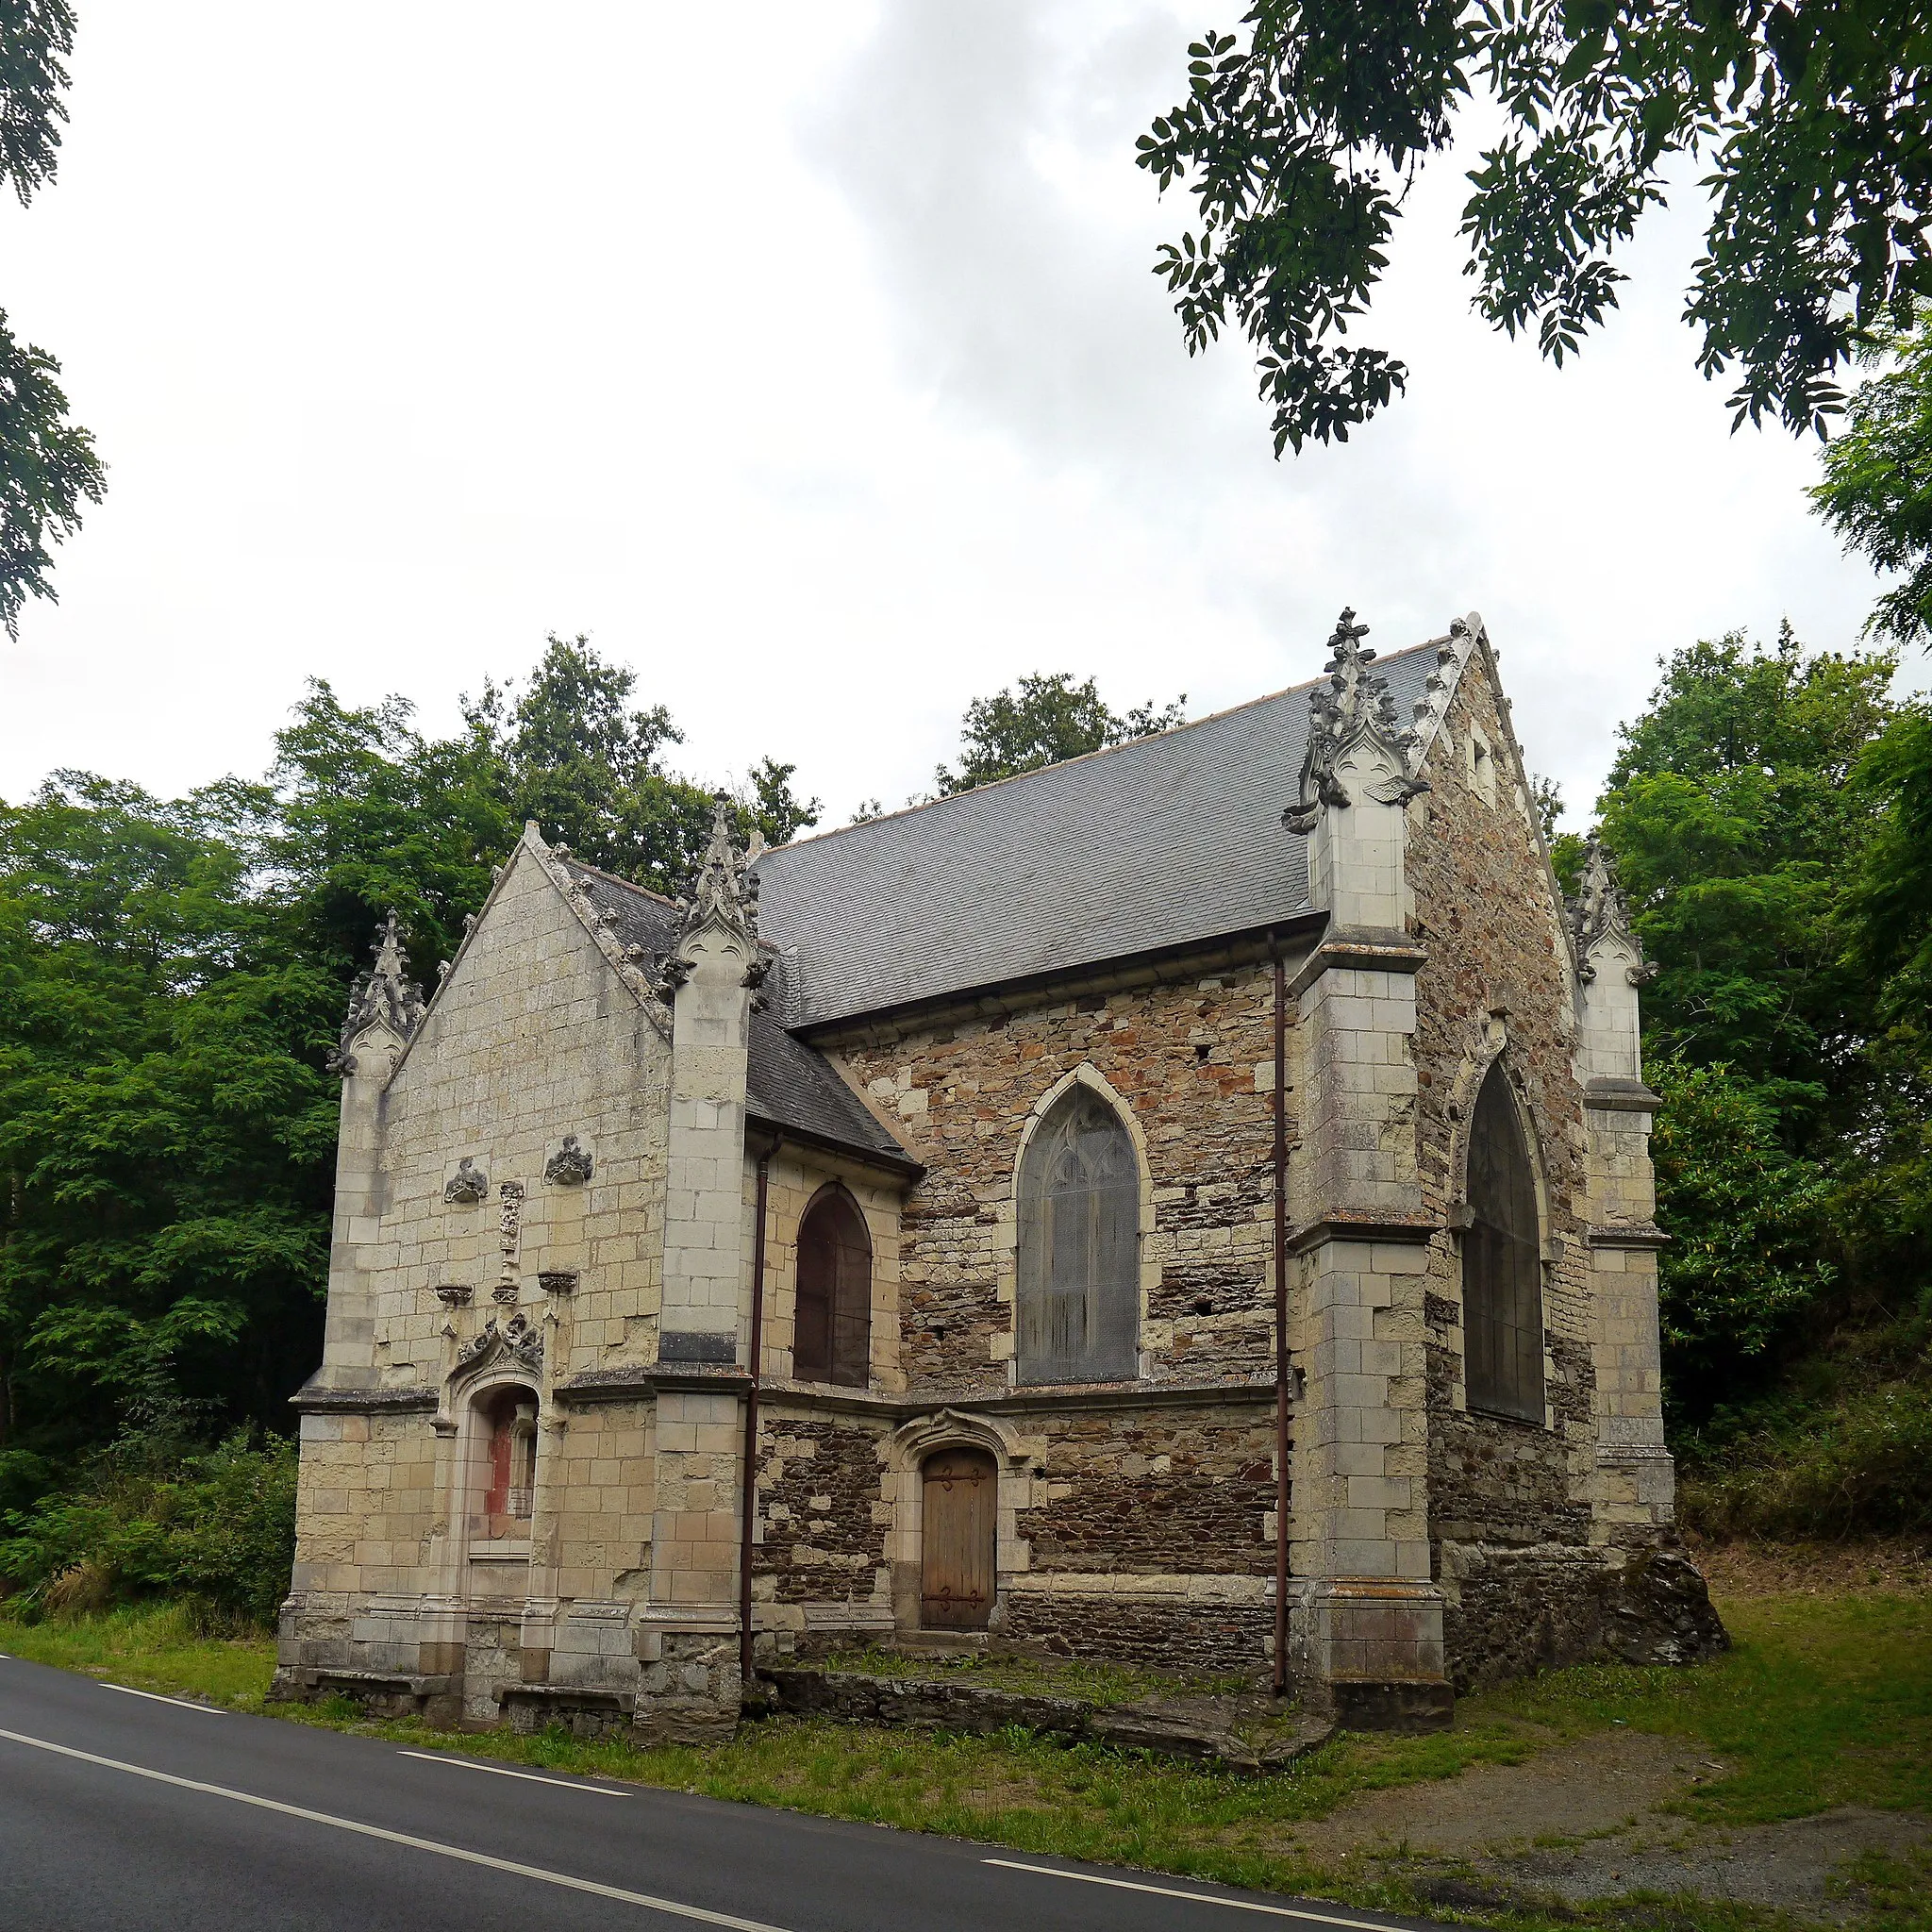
[1016,1086,1140,1385]
[794,1189,873,1387]
[1462,1061,1546,1423]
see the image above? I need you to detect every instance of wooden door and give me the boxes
[921,1447,997,1629]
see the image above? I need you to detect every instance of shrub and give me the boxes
[1679,1380,1932,1540]
[0,1430,298,1630]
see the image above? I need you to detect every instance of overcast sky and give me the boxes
[0,2,1912,834]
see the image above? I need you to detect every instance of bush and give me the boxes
[0,1430,298,1630]
[1679,1379,1932,1540]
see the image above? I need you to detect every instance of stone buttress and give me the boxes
[1281,611,1451,1726]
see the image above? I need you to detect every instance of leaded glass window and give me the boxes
[1016,1086,1140,1385]
[1462,1061,1545,1423]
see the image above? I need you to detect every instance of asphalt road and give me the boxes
[0,1652,1452,1932]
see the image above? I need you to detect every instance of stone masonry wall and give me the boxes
[825,962,1296,1393]
[1015,1407,1277,1575]
[1405,644,1603,1685]
[289,842,673,1613]
[755,1414,891,1607]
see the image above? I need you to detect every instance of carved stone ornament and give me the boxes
[1567,837,1657,987]
[543,1134,594,1186]
[434,1283,473,1309]
[328,912,427,1076]
[456,1311,543,1375]
[654,794,759,999]
[1282,608,1430,835]
[497,1179,524,1296]
[538,1270,578,1296]
[443,1157,489,1206]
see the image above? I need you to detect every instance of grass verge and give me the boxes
[1,1591,1926,1926]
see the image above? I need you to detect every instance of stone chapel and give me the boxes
[273,609,1724,1740]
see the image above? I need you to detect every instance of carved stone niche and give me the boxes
[434,1283,473,1309]
[538,1271,578,1296]
[544,1135,594,1186]
[444,1158,489,1206]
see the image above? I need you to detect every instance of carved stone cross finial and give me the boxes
[1283,608,1428,835]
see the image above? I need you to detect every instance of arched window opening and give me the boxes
[794,1189,873,1387]
[1016,1085,1140,1385]
[477,1387,538,1540]
[1462,1062,1545,1423]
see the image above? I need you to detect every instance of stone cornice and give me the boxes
[290,1382,439,1414]
[1288,1212,1439,1256]
[1582,1076,1665,1113]
[1587,1222,1670,1250]
[557,1369,1289,1415]
[1287,924,1428,999]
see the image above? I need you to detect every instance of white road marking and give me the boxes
[102,1684,225,1715]
[0,1726,790,1930]
[984,1858,1412,1929]
[398,1749,628,1796]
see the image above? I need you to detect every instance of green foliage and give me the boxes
[0,774,339,1454]
[0,7,104,634]
[0,634,811,1516]
[1648,1055,1836,1383]
[460,635,819,890]
[934,674,1186,795]
[0,1427,299,1629]
[1139,1,1932,451]
[1678,1287,1932,1540]
[0,308,105,638]
[0,2,75,204]
[1593,626,1932,1441]
[1600,626,1895,1115]
[1812,324,1932,647]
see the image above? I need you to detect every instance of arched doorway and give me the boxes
[920,1446,997,1629]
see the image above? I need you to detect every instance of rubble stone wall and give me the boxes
[824,953,1303,1394]
[1405,645,1606,1683]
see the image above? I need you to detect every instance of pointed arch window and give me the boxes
[1016,1085,1140,1385]
[794,1188,873,1387]
[1462,1061,1545,1423]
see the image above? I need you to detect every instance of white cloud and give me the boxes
[0,0,1908,838]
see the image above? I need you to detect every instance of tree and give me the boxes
[934,674,1186,795]
[465,635,821,889]
[0,633,821,1520]
[0,3,105,634]
[1812,323,1932,647]
[1590,625,1929,1420]
[0,774,338,1487]
[1138,2,1932,453]
[1598,625,1896,1121]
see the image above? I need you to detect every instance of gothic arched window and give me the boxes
[1462,1061,1545,1423]
[1016,1085,1140,1385]
[794,1188,873,1387]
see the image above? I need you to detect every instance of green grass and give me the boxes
[0,1600,278,1708]
[2,1591,1926,1926]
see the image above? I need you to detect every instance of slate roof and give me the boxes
[755,640,1441,1028]
[559,860,915,1172]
